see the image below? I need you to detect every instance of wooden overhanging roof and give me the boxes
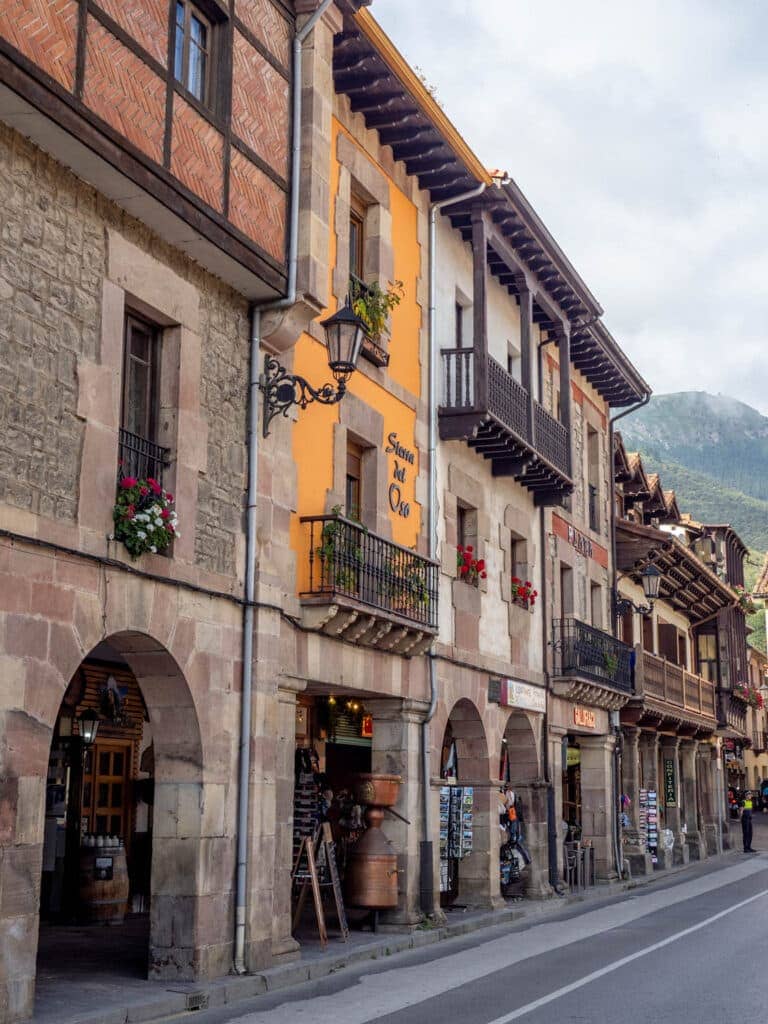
[334,11,649,410]
[613,432,633,483]
[754,552,768,598]
[617,519,736,625]
[334,8,492,201]
[623,452,652,499]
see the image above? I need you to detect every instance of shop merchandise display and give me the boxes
[439,785,474,894]
[499,788,530,897]
[638,788,658,864]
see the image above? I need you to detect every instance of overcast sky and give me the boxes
[375,1,768,413]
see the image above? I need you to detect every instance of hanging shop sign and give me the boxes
[490,678,546,714]
[361,714,373,739]
[385,432,414,519]
[663,758,677,807]
[573,706,596,729]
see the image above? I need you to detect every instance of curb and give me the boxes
[42,850,741,1024]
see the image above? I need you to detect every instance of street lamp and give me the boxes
[614,563,662,617]
[78,708,100,746]
[260,298,368,436]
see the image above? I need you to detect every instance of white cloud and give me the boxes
[374,0,768,411]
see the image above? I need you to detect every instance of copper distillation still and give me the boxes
[344,773,401,910]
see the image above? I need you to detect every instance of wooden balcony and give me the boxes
[551,618,634,711]
[439,348,572,505]
[298,514,438,656]
[623,650,718,735]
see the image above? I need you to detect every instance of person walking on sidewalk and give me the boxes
[741,791,756,852]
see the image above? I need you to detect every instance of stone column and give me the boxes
[549,726,566,882]
[367,697,429,927]
[680,739,705,861]
[513,780,550,898]
[697,742,720,856]
[621,726,651,877]
[659,736,688,867]
[578,734,618,881]
[456,780,504,909]
[269,678,306,963]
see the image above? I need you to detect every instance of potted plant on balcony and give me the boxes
[349,278,404,342]
[381,555,431,616]
[603,651,619,676]
[317,506,363,592]
[734,585,758,615]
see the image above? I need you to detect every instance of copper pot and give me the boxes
[353,772,401,808]
[344,826,399,908]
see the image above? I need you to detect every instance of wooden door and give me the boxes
[82,741,132,843]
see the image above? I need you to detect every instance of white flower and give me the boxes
[150,545,157,553]
[147,523,155,532]
[155,518,163,527]
[137,530,147,539]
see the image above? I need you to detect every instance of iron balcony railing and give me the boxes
[553,617,634,693]
[118,429,170,485]
[300,514,438,630]
[588,483,599,532]
[440,348,570,477]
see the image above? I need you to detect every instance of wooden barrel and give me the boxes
[78,847,129,924]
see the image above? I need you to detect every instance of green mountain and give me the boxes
[621,392,768,652]
[623,392,768,502]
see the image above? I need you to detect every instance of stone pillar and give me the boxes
[659,736,689,867]
[680,740,705,861]
[514,780,550,898]
[621,726,651,877]
[578,734,618,881]
[269,679,306,963]
[367,698,429,927]
[697,742,720,856]
[550,726,566,883]
[456,780,504,909]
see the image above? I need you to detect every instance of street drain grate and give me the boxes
[184,992,209,1011]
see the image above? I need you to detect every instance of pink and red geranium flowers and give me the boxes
[457,544,486,585]
[113,476,178,558]
[511,576,538,609]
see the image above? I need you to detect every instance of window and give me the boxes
[560,564,573,617]
[587,426,599,532]
[642,614,654,653]
[590,583,602,629]
[345,442,363,521]
[120,314,168,483]
[175,1,212,105]
[349,195,366,285]
[457,504,478,552]
[697,632,718,682]
[455,302,464,348]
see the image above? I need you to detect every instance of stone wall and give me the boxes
[0,122,249,582]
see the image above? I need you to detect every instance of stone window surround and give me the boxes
[443,462,490,595]
[581,400,607,540]
[332,132,394,325]
[500,503,534,608]
[77,229,208,565]
[556,544,607,624]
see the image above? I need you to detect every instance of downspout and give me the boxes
[608,391,651,881]
[540,507,562,891]
[421,181,486,915]
[234,0,335,975]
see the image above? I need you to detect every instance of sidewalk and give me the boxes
[33,849,741,1024]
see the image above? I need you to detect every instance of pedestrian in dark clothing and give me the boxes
[741,791,756,852]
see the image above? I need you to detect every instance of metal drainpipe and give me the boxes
[234,0,335,975]
[421,181,486,915]
[608,391,651,882]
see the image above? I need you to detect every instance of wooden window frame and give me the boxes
[345,441,363,522]
[174,0,215,110]
[122,313,161,444]
[349,194,366,287]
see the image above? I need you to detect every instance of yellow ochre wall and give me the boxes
[290,119,424,592]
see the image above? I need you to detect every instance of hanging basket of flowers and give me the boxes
[113,477,178,558]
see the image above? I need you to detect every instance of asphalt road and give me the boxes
[187,831,768,1024]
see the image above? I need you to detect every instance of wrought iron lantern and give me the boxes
[614,563,662,617]
[78,708,100,746]
[260,299,367,436]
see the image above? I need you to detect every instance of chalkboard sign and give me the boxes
[663,758,677,808]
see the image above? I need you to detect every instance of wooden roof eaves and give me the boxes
[351,9,493,189]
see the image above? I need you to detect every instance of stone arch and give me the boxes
[444,697,489,781]
[500,711,540,784]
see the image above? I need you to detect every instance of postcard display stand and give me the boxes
[439,786,474,892]
[638,789,658,865]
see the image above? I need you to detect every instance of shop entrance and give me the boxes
[562,736,582,840]
[291,691,374,943]
[35,633,203,1010]
[439,699,487,908]
[498,712,538,898]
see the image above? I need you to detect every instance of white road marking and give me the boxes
[228,859,768,1024]
[486,887,768,1023]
